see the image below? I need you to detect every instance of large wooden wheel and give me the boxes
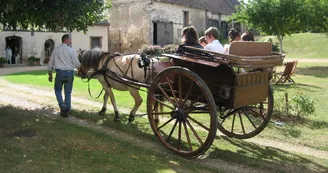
[147,67,217,158]
[217,86,273,139]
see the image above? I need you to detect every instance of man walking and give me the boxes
[47,34,81,117]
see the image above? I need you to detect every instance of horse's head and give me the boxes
[77,49,106,79]
[77,50,88,79]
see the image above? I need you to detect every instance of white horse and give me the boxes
[78,49,171,122]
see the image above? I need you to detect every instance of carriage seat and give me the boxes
[229,41,272,56]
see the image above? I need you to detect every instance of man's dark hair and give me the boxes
[205,27,220,39]
[241,31,255,41]
[62,34,70,43]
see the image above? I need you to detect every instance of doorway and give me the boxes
[153,21,173,47]
[5,36,22,64]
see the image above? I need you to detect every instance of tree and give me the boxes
[0,0,111,32]
[232,0,303,53]
[301,0,328,33]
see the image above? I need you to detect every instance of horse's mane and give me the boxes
[81,48,108,70]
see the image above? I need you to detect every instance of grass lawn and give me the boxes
[2,60,328,172]
[3,60,328,152]
[0,105,218,173]
[257,33,328,59]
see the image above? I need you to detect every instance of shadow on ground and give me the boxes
[296,66,328,78]
[1,105,327,173]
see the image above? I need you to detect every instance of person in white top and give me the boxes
[224,28,241,54]
[204,27,225,53]
[5,46,12,64]
[48,34,81,117]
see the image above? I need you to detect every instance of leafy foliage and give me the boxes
[232,0,303,53]
[140,44,178,56]
[274,92,316,120]
[0,57,7,63]
[0,0,111,32]
[301,0,328,32]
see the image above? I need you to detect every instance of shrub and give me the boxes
[35,58,41,61]
[291,95,316,118]
[140,45,163,56]
[265,38,280,52]
[0,57,6,63]
[28,56,36,62]
[162,44,178,54]
[273,92,316,120]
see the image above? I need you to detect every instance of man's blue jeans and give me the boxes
[55,69,74,111]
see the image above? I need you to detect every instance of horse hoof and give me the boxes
[114,117,120,122]
[98,111,106,115]
[98,108,106,115]
[128,116,135,123]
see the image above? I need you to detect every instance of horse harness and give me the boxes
[88,53,154,91]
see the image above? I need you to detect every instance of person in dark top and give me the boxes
[241,31,255,41]
[181,26,203,49]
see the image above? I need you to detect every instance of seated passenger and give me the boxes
[204,27,225,53]
[199,36,207,48]
[241,31,255,41]
[224,28,241,54]
[181,26,203,49]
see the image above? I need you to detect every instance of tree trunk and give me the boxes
[277,35,283,54]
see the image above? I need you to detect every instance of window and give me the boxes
[183,11,189,27]
[90,37,102,49]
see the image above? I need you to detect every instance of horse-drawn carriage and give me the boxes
[78,41,284,158]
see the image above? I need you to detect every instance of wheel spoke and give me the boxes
[187,115,210,131]
[165,76,179,106]
[231,113,236,133]
[178,121,182,150]
[182,81,194,107]
[150,112,172,115]
[185,94,205,111]
[186,111,210,114]
[250,109,266,121]
[166,119,178,142]
[243,110,257,129]
[151,96,175,110]
[183,121,193,151]
[157,84,177,107]
[239,112,246,134]
[185,118,204,145]
[157,118,174,130]
[178,75,182,107]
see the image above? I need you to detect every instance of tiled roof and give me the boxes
[153,0,240,14]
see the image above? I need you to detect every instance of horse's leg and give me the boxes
[98,91,108,115]
[103,86,120,121]
[128,88,143,123]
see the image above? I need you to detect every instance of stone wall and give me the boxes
[109,0,207,53]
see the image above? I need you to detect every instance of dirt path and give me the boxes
[0,76,328,172]
[287,59,328,63]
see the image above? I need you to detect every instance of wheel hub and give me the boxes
[171,109,187,121]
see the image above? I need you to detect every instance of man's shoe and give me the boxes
[60,109,69,118]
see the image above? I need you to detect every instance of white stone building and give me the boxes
[0,23,109,64]
[108,0,243,52]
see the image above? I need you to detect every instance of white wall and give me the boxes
[71,25,109,51]
[0,25,108,63]
[0,31,63,63]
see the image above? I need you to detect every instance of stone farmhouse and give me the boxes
[108,0,244,52]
